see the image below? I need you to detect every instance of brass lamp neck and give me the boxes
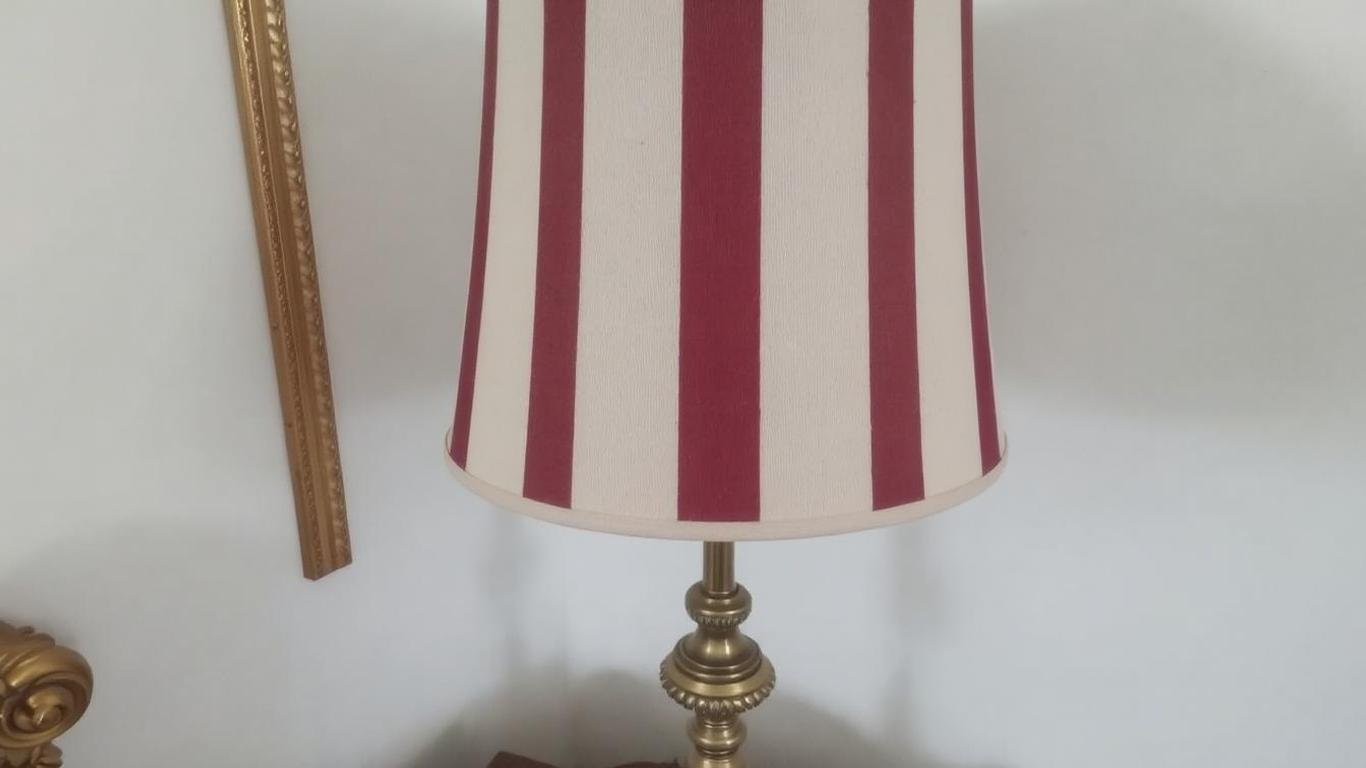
[661,543,776,768]
[702,542,735,595]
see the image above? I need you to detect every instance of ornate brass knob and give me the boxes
[0,623,93,768]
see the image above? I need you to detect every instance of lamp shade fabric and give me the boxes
[448,0,1005,541]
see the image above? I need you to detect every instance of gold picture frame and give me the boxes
[223,0,352,580]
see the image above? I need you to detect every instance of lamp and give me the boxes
[447,1,1004,765]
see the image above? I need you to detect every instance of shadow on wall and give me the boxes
[412,667,1002,768]
[977,0,1366,428]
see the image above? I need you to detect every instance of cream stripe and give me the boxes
[466,0,544,493]
[760,2,872,520]
[572,0,683,519]
[914,0,982,495]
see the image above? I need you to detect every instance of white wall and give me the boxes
[2,1,1363,767]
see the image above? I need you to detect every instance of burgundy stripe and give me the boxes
[523,0,587,506]
[868,0,926,509]
[450,0,499,469]
[678,0,763,523]
[961,0,1002,471]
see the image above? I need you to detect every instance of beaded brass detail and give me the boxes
[684,584,753,630]
[659,659,775,719]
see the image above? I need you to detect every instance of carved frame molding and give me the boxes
[223,0,352,579]
[0,623,93,768]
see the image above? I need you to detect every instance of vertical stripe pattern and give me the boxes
[523,0,586,506]
[961,0,1003,472]
[761,0,872,519]
[868,0,925,510]
[914,0,983,496]
[573,0,683,519]
[450,0,1005,539]
[450,0,499,469]
[464,0,544,492]
[677,0,764,523]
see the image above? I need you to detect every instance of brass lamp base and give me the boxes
[660,543,776,768]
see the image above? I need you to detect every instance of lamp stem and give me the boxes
[661,542,776,768]
[701,542,735,594]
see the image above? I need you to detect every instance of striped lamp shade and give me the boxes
[448,0,1005,540]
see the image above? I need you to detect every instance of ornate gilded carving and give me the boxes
[223,0,352,579]
[0,623,93,768]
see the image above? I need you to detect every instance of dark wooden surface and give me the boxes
[487,752,678,768]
